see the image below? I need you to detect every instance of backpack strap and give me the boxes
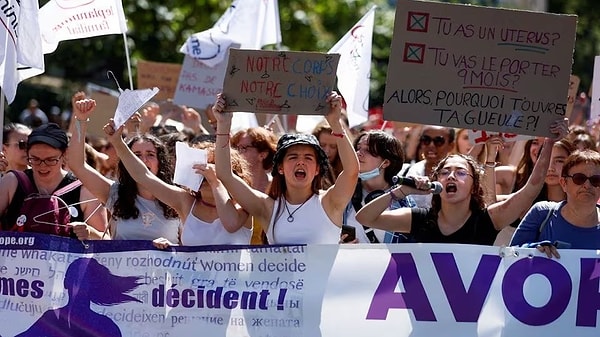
[53,179,82,196]
[538,204,556,235]
[11,170,36,195]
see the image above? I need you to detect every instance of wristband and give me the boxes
[331,131,345,138]
[485,162,497,168]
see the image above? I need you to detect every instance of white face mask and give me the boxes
[359,162,384,181]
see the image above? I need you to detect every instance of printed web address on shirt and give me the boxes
[0,236,35,246]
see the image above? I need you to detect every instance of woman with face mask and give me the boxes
[356,120,568,245]
[342,130,417,244]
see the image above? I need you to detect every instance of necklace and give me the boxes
[284,197,310,222]
[200,199,216,208]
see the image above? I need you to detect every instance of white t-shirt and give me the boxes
[106,182,181,242]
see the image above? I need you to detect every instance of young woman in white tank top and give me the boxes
[213,91,359,244]
[103,121,252,247]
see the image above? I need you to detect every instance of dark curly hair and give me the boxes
[430,154,486,216]
[112,134,178,220]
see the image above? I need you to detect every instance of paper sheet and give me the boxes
[173,142,208,191]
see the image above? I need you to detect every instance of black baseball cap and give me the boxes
[272,133,329,177]
[28,123,68,150]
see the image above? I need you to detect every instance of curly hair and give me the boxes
[430,154,486,216]
[231,127,278,171]
[112,134,178,220]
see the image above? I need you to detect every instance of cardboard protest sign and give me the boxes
[222,49,340,115]
[383,0,577,137]
[173,54,230,109]
[467,129,531,145]
[137,60,182,101]
[86,83,119,138]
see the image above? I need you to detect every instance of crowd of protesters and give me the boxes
[0,91,599,258]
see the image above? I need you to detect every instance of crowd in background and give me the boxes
[0,90,599,258]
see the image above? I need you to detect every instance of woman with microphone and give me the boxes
[356,120,568,245]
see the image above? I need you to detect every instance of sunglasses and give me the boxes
[5,140,27,150]
[420,135,446,147]
[563,173,600,187]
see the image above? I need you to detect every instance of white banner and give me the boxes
[1,233,599,336]
[39,0,128,54]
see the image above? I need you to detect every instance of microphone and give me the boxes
[392,176,443,195]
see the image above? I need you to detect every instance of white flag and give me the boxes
[213,0,281,49]
[38,0,128,54]
[329,6,376,128]
[0,0,44,104]
[180,0,282,64]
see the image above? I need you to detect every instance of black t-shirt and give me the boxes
[1,170,84,230]
[410,207,499,245]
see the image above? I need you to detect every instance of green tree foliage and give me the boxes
[548,0,599,92]
[17,0,597,117]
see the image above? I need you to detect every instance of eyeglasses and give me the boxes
[563,173,600,187]
[4,140,27,150]
[420,135,446,147]
[28,155,63,166]
[235,145,256,153]
[437,168,473,180]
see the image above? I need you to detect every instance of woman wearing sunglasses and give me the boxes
[405,125,455,207]
[356,119,568,245]
[2,123,31,172]
[510,149,600,257]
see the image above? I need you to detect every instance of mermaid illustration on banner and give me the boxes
[15,258,142,337]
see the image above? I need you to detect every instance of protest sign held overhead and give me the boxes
[384,0,577,137]
[174,49,237,109]
[222,49,340,115]
[137,60,182,101]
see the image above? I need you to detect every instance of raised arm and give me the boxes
[355,185,415,232]
[213,93,274,224]
[66,92,113,205]
[480,136,503,205]
[321,92,360,214]
[488,119,568,229]
[193,163,249,233]
[104,119,191,217]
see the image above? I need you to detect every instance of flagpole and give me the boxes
[122,32,134,90]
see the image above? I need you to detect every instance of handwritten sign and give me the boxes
[383,0,577,137]
[222,49,340,115]
[467,129,531,144]
[137,60,182,101]
[173,54,230,109]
